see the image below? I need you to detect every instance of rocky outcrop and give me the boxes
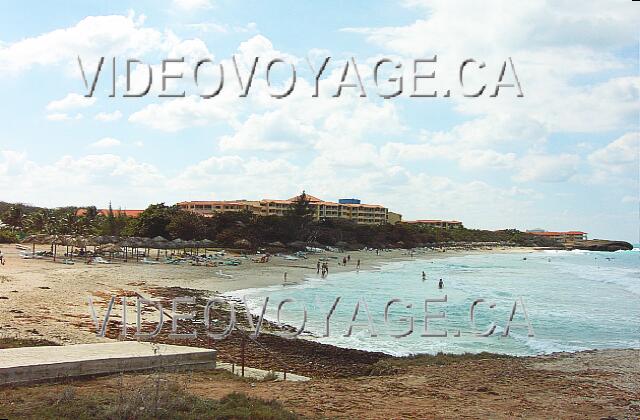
[568,240,634,252]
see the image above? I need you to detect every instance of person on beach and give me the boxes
[343,256,347,265]
[356,259,360,270]
[317,260,321,274]
[347,255,351,262]
[422,271,426,281]
[283,272,288,284]
[0,249,4,266]
[438,278,444,289]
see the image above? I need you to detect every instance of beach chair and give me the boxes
[213,270,233,279]
[94,256,111,264]
[142,258,160,265]
[62,259,75,265]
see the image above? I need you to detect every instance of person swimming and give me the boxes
[438,278,444,289]
[422,271,426,281]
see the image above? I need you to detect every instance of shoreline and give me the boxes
[0,243,626,358]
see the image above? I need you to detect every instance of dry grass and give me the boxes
[1,374,302,419]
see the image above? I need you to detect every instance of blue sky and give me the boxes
[0,0,638,242]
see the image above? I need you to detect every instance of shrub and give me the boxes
[0,229,17,243]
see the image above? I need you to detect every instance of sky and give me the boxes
[0,0,638,242]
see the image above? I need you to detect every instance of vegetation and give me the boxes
[0,381,300,419]
[0,195,557,249]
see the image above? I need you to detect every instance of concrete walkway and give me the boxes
[0,342,216,386]
[217,362,310,382]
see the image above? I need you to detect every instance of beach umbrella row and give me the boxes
[21,234,219,262]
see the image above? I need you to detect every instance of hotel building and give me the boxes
[526,230,587,243]
[177,194,393,225]
[401,219,464,229]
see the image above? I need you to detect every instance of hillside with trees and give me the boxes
[0,195,558,249]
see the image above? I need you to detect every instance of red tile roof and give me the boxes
[76,208,143,218]
[528,231,586,236]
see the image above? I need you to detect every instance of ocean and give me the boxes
[229,248,640,356]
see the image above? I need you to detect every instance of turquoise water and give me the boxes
[229,249,640,356]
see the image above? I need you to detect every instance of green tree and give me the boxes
[284,191,315,240]
[135,203,178,238]
[2,204,25,229]
[167,210,208,240]
[25,210,49,233]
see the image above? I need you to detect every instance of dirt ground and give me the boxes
[0,349,637,419]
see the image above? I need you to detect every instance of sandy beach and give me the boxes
[0,243,534,344]
[1,244,638,418]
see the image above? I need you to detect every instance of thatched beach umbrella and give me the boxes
[120,237,139,262]
[44,234,64,262]
[200,238,214,248]
[21,234,47,255]
[198,238,214,257]
[72,236,88,249]
[150,236,169,259]
[129,237,147,261]
[287,241,306,250]
[172,238,185,254]
[66,236,89,261]
[183,240,197,254]
[98,243,122,253]
[98,243,122,261]
[234,238,252,249]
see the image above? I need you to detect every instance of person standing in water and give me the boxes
[438,278,444,289]
[422,271,426,281]
[317,260,321,274]
[356,259,361,270]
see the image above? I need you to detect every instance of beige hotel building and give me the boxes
[177,194,400,225]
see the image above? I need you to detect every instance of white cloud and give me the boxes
[185,22,257,34]
[343,1,640,133]
[45,112,83,121]
[46,113,71,121]
[588,132,639,170]
[0,151,165,207]
[0,13,162,75]
[90,137,121,148]
[94,110,123,122]
[588,132,639,181]
[515,153,580,183]
[219,111,316,152]
[46,93,95,111]
[129,95,236,132]
[172,0,214,11]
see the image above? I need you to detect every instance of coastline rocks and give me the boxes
[568,240,633,252]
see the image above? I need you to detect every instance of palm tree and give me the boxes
[25,210,48,233]
[3,204,25,230]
